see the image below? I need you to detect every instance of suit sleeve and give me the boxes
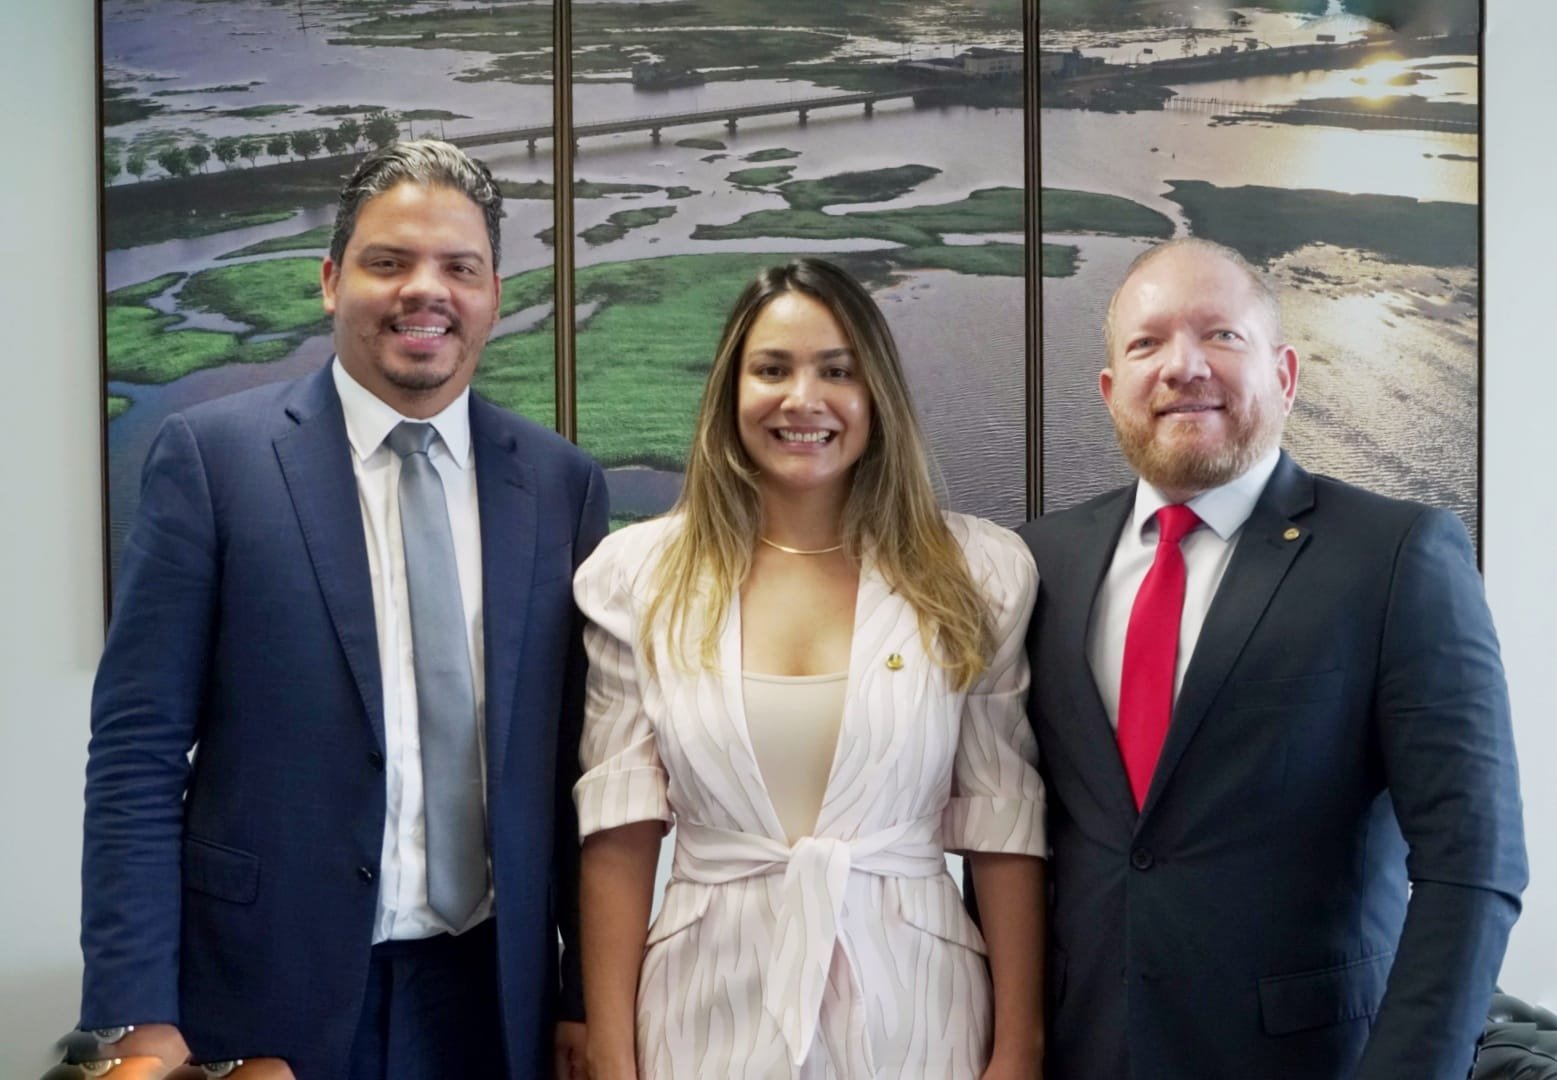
[553,460,610,1023]
[80,414,219,1029]
[572,529,673,839]
[942,522,1047,858]
[1355,507,1527,1080]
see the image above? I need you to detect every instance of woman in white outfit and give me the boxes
[574,259,1046,1079]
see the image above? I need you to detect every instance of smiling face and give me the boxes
[322,181,501,418]
[736,291,873,505]
[1101,244,1298,501]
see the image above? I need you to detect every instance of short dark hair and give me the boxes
[329,138,505,268]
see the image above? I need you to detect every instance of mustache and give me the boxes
[1153,389,1225,412]
[384,303,461,332]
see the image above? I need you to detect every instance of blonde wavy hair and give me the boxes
[642,258,994,690]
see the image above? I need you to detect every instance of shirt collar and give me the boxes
[332,357,472,470]
[1129,448,1282,544]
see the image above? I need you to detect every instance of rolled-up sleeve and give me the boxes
[573,531,673,838]
[942,520,1047,857]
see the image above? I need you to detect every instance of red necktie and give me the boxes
[1117,504,1201,810]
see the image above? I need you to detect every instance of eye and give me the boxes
[1127,336,1156,353]
[1209,329,1243,343]
[753,363,786,379]
[824,365,854,380]
[367,257,401,272]
[448,262,478,277]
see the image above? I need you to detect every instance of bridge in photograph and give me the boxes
[1166,95,1479,135]
[445,87,931,153]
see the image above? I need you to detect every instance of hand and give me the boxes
[583,1042,638,1080]
[227,1062,297,1080]
[554,1021,587,1080]
[980,1048,1042,1080]
[97,1026,189,1071]
[76,1060,171,1080]
[165,1061,293,1080]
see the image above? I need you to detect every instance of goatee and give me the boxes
[1113,392,1284,496]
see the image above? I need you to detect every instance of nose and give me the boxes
[400,259,450,305]
[782,369,825,412]
[1159,332,1211,384]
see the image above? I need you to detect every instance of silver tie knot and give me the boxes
[386,420,437,460]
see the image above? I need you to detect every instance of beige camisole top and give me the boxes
[741,671,848,845]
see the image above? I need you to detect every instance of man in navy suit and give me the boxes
[79,141,606,1079]
[1023,238,1526,1078]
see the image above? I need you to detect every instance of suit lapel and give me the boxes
[1141,454,1315,817]
[812,556,899,835]
[273,365,385,750]
[470,395,538,786]
[1053,489,1141,826]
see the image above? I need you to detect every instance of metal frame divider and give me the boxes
[1024,0,1041,520]
[552,0,578,441]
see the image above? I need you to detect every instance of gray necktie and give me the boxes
[386,421,487,929]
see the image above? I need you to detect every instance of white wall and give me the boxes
[2,2,1552,1075]
[1,3,106,1076]
[1481,1,1557,1004]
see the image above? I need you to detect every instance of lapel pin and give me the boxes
[1283,527,1301,541]
[885,653,904,671]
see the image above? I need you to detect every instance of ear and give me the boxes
[1274,344,1299,415]
[320,257,340,316]
[487,270,502,329]
[1099,363,1115,412]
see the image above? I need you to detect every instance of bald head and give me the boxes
[1104,238,1283,365]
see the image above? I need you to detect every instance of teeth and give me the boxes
[396,326,448,338]
[779,430,832,443]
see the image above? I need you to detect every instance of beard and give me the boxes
[356,311,474,392]
[382,353,464,392]
[1112,387,1285,496]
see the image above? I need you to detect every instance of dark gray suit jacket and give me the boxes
[1021,452,1526,1080]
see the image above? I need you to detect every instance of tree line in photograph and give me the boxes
[104,111,403,182]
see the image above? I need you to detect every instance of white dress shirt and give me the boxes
[332,359,492,941]
[1088,449,1281,728]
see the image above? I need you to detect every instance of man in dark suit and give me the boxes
[79,141,606,1079]
[1023,238,1526,1079]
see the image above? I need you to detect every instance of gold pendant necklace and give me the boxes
[759,536,844,556]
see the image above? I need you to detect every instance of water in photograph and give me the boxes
[1039,4,1479,542]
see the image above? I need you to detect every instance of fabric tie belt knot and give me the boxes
[672,815,945,1067]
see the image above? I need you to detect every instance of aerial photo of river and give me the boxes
[99,0,1030,577]
[1038,0,1481,542]
[98,0,1482,581]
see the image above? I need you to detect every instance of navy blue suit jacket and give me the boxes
[81,364,608,1079]
[1022,453,1526,1080]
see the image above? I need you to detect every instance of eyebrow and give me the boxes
[1128,308,1248,335]
[746,347,854,360]
[356,244,489,265]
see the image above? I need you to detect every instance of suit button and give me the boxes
[368,750,385,771]
[357,865,376,884]
[1130,848,1154,871]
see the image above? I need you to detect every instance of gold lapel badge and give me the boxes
[1283,527,1301,541]
[885,652,904,671]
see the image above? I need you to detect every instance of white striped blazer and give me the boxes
[574,512,1046,1079]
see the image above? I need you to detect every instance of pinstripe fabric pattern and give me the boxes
[575,512,1044,1078]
